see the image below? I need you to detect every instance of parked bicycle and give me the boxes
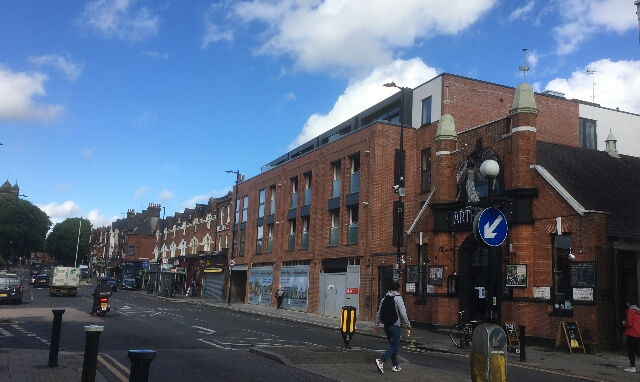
[449,310,481,347]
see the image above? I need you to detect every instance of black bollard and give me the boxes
[81,325,104,382]
[518,325,526,362]
[48,308,66,367]
[128,349,157,382]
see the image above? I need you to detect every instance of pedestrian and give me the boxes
[623,296,640,373]
[373,281,411,373]
[275,285,284,309]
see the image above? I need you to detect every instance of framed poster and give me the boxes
[428,266,444,285]
[406,265,419,283]
[505,264,527,287]
[570,262,596,287]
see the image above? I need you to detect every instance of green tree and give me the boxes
[0,196,51,266]
[46,217,92,266]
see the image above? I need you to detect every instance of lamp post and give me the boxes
[384,81,405,292]
[479,159,500,323]
[225,170,241,306]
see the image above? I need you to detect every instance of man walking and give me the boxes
[623,296,640,372]
[373,281,411,373]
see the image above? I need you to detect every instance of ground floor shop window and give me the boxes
[552,234,573,315]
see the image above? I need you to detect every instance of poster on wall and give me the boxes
[248,268,273,305]
[428,266,444,285]
[279,266,309,310]
[505,264,527,287]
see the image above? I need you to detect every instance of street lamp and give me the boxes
[479,159,500,323]
[225,170,241,306]
[384,81,406,293]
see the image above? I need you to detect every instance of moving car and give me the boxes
[0,273,23,304]
[99,276,118,292]
[120,276,137,290]
[33,274,50,288]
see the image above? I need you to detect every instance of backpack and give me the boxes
[380,295,398,325]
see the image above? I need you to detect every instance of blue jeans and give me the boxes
[380,324,401,366]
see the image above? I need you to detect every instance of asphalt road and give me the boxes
[2,272,607,382]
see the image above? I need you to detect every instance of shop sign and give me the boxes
[346,288,358,294]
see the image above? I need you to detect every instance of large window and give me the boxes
[290,177,298,209]
[350,154,360,193]
[266,224,274,253]
[242,195,249,222]
[329,210,340,246]
[258,189,265,218]
[288,220,296,250]
[301,217,310,250]
[332,161,341,198]
[256,225,263,255]
[269,185,276,215]
[347,206,358,245]
[553,234,573,312]
[421,148,431,192]
[579,118,597,149]
[421,96,432,125]
[303,172,312,206]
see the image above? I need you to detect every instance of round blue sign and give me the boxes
[475,208,508,247]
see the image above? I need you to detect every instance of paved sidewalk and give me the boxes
[0,348,107,382]
[158,292,635,382]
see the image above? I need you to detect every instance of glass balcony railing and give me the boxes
[332,179,341,198]
[304,188,312,205]
[270,200,275,215]
[329,227,339,246]
[290,193,298,209]
[256,239,263,254]
[288,233,296,250]
[347,224,358,244]
[266,237,273,253]
[301,232,309,249]
[349,172,360,193]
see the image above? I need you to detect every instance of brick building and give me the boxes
[224,73,640,348]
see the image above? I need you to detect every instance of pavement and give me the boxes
[1,289,636,381]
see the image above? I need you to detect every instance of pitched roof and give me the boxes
[537,141,640,241]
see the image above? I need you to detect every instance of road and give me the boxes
[2,271,607,381]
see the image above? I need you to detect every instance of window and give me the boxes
[239,229,246,257]
[329,210,340,246]
[258,189,265,218]
[553,235,573,312]
[242,195,249,222]
[579,118,597,149]
[288,220,296,250]
[421,148,431,192]
[421,96,432,125]
[291,177,298,209]
[303,172,312,206]
[347,206,358,244]
[234,198,240,224]
[256,225,263,254]
[332,161,341,198]
[350,155,360,193]
[301,217,310,249]
[266,224,274,253]
[269,185,276,215]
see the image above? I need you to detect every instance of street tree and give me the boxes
[46,217,92,266]
[0,196,51,267]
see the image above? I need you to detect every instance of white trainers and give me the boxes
[375,359,384,374]
[624,366,637,372]
[392,365,402,372]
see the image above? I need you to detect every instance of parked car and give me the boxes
[33,274,50,288]
[0,273,23,304]
[120,276,137,290]
[98,276,118,291]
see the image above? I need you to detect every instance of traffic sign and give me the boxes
[229,259,235,267]
[474,208,508,247]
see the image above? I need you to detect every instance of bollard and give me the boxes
[48,308,66,367]
[470,323,507,382]
[81,325,104,382]
[339,306,357,348]
[128,349,157,382]
[518,325,526,362]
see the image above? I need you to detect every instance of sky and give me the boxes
[1,0,639,229]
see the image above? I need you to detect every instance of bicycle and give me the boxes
[449,310,481,347]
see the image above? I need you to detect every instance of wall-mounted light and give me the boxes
[568,247,576,261]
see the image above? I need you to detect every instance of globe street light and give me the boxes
[384,81,406,292]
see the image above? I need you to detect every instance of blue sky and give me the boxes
[1,0,639,228]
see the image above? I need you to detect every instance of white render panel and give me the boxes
[579,103,640,158]
[412,76,443,128]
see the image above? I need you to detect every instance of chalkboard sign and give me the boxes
[554,321,585,353]
[570,262,596,287]
[503,322,520,348]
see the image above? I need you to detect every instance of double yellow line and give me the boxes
[97,353,130,382]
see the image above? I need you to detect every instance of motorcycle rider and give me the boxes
[90,277,111,316]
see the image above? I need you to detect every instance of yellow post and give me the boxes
[470,323,507,382]
[340,306,357,348]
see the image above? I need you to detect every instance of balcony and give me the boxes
[266,237,273,253]
[349,172,360,193]
[288,233,296,251]
[256,239,262,255]
[332,179,341,198]
[290,193,298,209]
[347,223,358,245]
[303,188,312,205]
[329,227,339,247]
[301,231,309,250]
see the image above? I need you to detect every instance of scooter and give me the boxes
[96,295,110,317]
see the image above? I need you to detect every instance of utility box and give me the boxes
[470,323,507,382]
[340,306,357,348]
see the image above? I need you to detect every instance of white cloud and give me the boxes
[78,0,160,41]
[28,54,83,81]
[552,0,637,55]
[81,147,96,159]
[134,186,149,200]
[86,208,114,227]
[545,59,640,113]
[182,194,210,209]
[508,1,535,22]
[0,67,63,122]
[141,51,168,60]
[37,200,81,225]
[201,3,234,49]
[223,0,496,72]
[158,189,175,202]
[289,58,438,149]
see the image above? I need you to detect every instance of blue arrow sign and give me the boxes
[476,208,508,247]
